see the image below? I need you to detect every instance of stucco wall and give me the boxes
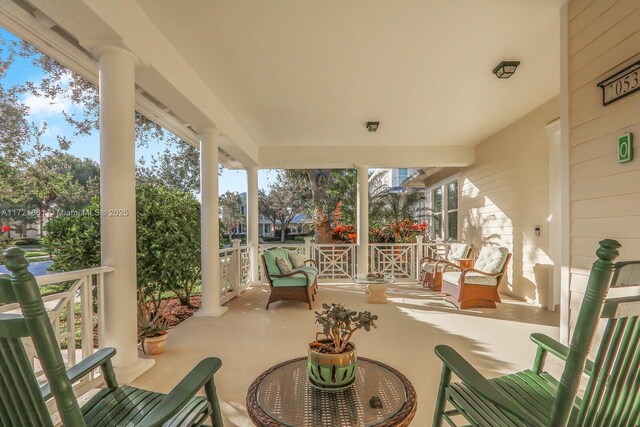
[568,0,640,331]
[458,97,560,305]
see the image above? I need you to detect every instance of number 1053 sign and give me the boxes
[598,60,640,106]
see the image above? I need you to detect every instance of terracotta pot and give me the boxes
[307,341,357,391]
[144,333,168,355]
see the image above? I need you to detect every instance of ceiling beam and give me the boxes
[257,145,475,169]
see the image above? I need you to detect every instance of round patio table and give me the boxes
[246,356,416,427]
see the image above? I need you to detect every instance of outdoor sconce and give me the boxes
[366,122,380,132]
[492,61,520,79]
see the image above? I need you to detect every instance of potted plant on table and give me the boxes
[308,303,378,390]
[137,290,170,355]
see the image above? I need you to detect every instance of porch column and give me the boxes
[198,128,228,317]
[357,165,369,275]
[246,166,260,283]
[95,44,153,381]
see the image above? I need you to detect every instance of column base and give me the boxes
[115,356,155,384]
[195,305,228,317]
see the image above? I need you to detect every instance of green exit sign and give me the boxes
[618,133,633,163]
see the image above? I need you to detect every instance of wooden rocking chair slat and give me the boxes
[432,240,640,427]
[0,247,224,427]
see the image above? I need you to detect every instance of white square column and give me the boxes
[198,128,228,317]
[357,165,369,275]
[246,166,260,284]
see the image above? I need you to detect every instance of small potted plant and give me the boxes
[137,290,170,355]
[308,303,378,390]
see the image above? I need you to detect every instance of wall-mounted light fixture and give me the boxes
[366,122,380,132]
[492,61,520,79]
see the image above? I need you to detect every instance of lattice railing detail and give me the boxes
[240,248,251,284]
[370,244,416,279]
[313,245,356,279]
[219,248,235,296]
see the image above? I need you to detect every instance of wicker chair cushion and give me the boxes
[442,271,498,286]
[446,243,470,263]
[276,257,293,274]
[289,252,305,268]
[474,246,509,274]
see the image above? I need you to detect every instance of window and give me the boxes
[447,181,458,240]
[431,188,443,239]
[428,178,458,241]
[397,168,408,185]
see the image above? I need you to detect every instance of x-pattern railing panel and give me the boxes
[313,245,356,279]
[370,244,416,279]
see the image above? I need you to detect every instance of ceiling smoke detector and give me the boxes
[366,122,380,132]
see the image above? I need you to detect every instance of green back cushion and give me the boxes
[263,249,290,275]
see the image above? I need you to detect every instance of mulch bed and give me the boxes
[160,295,202,327]
[90,295,203,348]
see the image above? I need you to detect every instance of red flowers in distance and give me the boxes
[1,225,9,233]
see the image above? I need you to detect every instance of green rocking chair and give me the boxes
[0,247,224,427]
[432,239,640,426]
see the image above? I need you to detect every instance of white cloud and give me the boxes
[22,93,75,118]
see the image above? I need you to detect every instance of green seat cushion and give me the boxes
[272,268,317,287]
[447,369,580,427]
[82,385,210,426]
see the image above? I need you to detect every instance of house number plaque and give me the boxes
[597,60,640,106]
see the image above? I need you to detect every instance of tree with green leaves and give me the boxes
[44,184,202,307]
[259,172,312,242]
[219,191,244,243]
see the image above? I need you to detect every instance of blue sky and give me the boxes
[1,27,275,194]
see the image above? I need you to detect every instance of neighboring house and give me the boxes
[370,168,427,224]
[231,193,312,238]
[231,192,273,237]
[369,168,419,190]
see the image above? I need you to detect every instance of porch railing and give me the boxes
[256,238,457,282]
[0,266,113,396]
[220,239,251,304]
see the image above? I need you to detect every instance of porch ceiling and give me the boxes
[20,0,563,169]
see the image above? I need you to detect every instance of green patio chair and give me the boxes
[432,239,640,426]
[0,247,224,427]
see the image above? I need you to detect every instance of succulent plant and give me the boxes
[310,303,378,354]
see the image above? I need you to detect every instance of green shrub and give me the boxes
[44,184,202,307]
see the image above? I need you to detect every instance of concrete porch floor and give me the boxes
[131,283,560,426]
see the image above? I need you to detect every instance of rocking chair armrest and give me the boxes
[434,345,544,426]
[304,259,317,267]
[137,357,222,427]
[41,347,117,401]
[530,333,594,375]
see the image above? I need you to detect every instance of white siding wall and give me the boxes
[458,97,560,305]
[568,0,640,332]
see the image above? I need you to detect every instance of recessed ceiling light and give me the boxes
[366,122,380,132]
[493,61,520,79]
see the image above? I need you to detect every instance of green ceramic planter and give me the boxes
[307,341,357,391]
